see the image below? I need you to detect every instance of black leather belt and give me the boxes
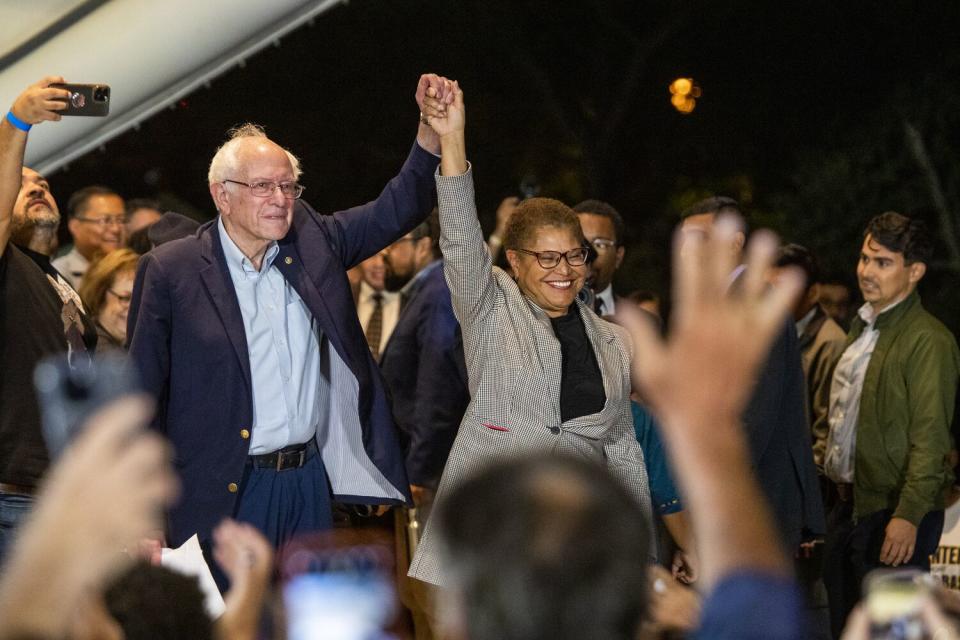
[0,482,34,496]
[247,439,317,471]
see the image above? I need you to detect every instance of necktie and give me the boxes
[594,296,605,316]
[365,292,384,360]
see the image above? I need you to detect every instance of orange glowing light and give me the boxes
[669,77,701,114]
[669,77,693,96]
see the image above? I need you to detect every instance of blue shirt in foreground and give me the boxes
[696,571,807,639]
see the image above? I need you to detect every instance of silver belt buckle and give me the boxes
[276,448,306,471]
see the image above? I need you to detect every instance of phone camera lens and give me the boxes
[93,87,109,102]
[70,92,86,109]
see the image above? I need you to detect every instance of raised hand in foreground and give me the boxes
[213,519,274,640]
[616,216,804,589]
[0,396,178,640]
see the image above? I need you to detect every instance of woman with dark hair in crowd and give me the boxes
[408,84,653,587]
[78,248,139,353]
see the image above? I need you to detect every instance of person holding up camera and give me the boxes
[0,77,99,564]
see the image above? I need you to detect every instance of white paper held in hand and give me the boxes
[160,533,226,618]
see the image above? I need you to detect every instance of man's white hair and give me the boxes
[207,123,302,185]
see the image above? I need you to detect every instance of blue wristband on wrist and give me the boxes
[5,111,31,132]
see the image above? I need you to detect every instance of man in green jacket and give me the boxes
[822,211,960,636]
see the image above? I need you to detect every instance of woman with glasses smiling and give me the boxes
[408,84,654,588]
[78,248,139,353]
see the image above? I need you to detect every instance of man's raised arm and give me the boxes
[0,77,68,255]
[326,74,455,269]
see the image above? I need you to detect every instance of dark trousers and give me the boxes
[822,501,944,639]
[0,492,34,569]
[233,452,333,543]
[206,451,334,591]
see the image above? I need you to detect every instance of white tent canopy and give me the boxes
[0,0,341,175]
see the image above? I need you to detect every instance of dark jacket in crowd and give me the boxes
[744,320,826,548]
[380,260,469,487]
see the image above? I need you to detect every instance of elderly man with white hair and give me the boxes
[127,74,455,572]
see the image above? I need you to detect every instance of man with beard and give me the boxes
[0,77,97,562]
[380,211,469,508]
[379,211,469,638]
[356,251,401,361]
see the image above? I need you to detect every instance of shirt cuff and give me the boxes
[416,139,442,159]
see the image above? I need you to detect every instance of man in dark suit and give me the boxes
[680,197,825,552]
[574,199,626,316]
[774,244,847,476]
[380,211,469,638]
[380,210,469,505]
[127,75,455,559]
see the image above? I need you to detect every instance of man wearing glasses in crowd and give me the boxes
[127,75,455,583]
[574,199,626,316]
[51,185,126,288]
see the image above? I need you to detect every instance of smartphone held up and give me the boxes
[50,83,111,117]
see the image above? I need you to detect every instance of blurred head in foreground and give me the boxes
[435,454,650,640]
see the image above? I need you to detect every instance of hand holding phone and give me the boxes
[7,77,73,126]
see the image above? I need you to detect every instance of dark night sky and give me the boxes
[45,0,960,308]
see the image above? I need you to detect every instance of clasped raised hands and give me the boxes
[415,74,458,154]
[419,77,464,139]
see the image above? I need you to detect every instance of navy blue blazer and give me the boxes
[127,142,438,546]
[744,320,826,548]
[379,260,469,486]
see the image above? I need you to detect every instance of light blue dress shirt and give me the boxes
[218,218,322,454]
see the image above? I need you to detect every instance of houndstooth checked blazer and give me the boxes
[408,167,654,586]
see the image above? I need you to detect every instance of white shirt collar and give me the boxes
[217,216,278,276]
[359,280,384,302]
[795,306,818,337]
[596,284,616,313]
[858,294,908,327]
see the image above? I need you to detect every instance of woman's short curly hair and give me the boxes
[501,197,585,252]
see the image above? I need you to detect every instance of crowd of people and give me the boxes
[0,72,958,640]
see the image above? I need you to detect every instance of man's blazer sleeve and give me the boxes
[326,142,439,269]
